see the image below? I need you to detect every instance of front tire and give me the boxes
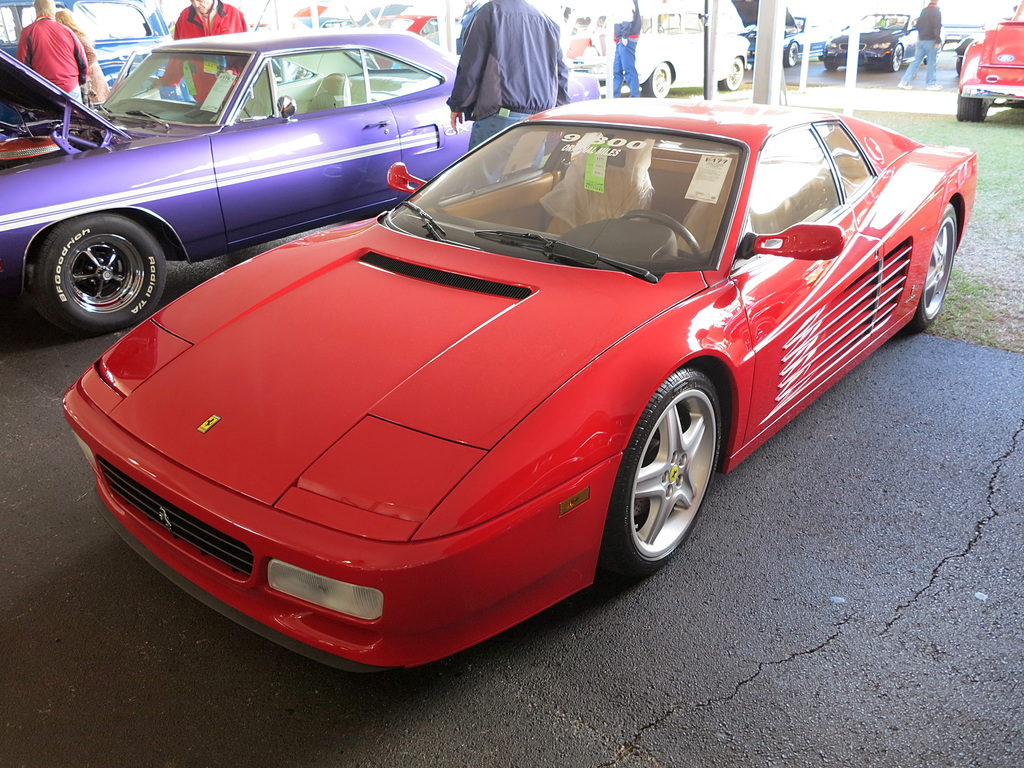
[718,56,745,91]
[641,62,673,99]
[823,56,840,71]
[599,368,721,577]
[784,40,800,68]
[908,204,957,332]
[30,214,166,336]
[889,44,905,72]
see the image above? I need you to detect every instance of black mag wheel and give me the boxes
[908,203,958,333]
[31,214,166,336]
[599,368,721,577]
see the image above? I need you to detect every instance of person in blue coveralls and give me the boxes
[613,0,642,97]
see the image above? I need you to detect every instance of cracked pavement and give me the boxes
[2,286,1022,767]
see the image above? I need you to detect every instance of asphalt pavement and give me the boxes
[3,58,1023,765]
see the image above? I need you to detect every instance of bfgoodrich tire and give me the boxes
[908,203,958,333]
[31,214,166,336]
[599,368,721,577]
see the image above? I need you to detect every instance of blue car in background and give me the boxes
[0,0,169,84]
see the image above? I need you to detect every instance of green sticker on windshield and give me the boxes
[584,151,607,193]
[183,61,197,98]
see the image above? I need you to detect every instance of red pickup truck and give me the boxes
[957,3,1024,121]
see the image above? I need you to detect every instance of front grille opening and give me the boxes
[99,458,254,577]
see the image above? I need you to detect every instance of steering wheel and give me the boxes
[619,209,703,259]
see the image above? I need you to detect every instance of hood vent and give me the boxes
[360,252,532,300]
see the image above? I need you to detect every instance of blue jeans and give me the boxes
[901,39,939,87]
[469,110,532,151]
[613,38,640,97]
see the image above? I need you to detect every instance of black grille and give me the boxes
[99,458,254,576]
[360,252,532,300]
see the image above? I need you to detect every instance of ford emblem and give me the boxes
[998,54,1015,62]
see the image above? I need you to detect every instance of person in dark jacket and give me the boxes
[172,0,247,40]
[899,0,942,90]
[16,0,88,100]
[612,0,641,97]
[447,0,570,150]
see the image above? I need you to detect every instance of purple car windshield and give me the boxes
[104,51,253,125]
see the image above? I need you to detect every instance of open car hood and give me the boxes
[0,49,128,137]
[731,1,795,30]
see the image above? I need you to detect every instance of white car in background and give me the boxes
[562,0,749,97]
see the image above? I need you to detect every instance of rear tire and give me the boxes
[956,95,987,122]
[718,56,745,91]
[641,62,673,99]
[599,368,721,577]
[908,204,957,333]
[30,214,166,336]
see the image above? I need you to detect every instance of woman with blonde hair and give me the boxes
[54,9,110,103]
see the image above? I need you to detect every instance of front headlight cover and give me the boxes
[267,559,383,620]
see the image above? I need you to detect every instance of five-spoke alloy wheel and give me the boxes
[600,368,721,576]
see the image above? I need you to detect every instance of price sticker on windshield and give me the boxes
[685,155,733,204]
[584,151,608,193]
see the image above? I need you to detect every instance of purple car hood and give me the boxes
[0,49,128,137]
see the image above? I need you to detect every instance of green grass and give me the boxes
[929,268,1008,350]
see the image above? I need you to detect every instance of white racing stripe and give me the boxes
[0,131,438,233]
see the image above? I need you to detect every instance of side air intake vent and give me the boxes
[360,252,532,300]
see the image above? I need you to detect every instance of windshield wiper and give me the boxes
[395,200,447,242]
[474,230,658,284]
[124,109,170,129]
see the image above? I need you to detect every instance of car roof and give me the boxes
[156,28,447,57]
[530,99,837,147]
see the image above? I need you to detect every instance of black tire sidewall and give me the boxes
[598,368,721,577]
[32,215,166,336]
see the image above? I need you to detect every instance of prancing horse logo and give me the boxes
[155,505,173,531]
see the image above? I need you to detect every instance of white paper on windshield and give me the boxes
[685,155,733,204]
[200,71,237,113]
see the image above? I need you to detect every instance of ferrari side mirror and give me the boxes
[754,223,846,261]
[387,162,425,193]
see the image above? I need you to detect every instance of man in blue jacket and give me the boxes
[448,0,570,150]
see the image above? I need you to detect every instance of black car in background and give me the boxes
[822,13,918,72]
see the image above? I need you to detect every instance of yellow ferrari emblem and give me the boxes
[197,415,222,434]
[669,465,680,484]
[559,486,591,516]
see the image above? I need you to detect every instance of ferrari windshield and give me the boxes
[389,123,743,276]
[103,51,253,125]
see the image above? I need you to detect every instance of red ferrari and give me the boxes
[64,100,976,670]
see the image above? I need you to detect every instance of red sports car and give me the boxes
[65,100,976,670]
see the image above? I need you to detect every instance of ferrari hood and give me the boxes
[0,49,127,137]
[107,227,708,505]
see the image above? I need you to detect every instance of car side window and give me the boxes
[814,121,874,200]
[238,64,274,120]
[75,2,153,40]
[747,128,840,236]
[362,50,442,101]
[0,8,18,43]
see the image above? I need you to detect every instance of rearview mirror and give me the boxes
[753,223,846,261]
[387,162,425,193]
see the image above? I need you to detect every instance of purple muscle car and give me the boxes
[0,30,597,335]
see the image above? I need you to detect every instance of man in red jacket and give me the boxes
[17,0,88,100]
[172,0,247,39]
